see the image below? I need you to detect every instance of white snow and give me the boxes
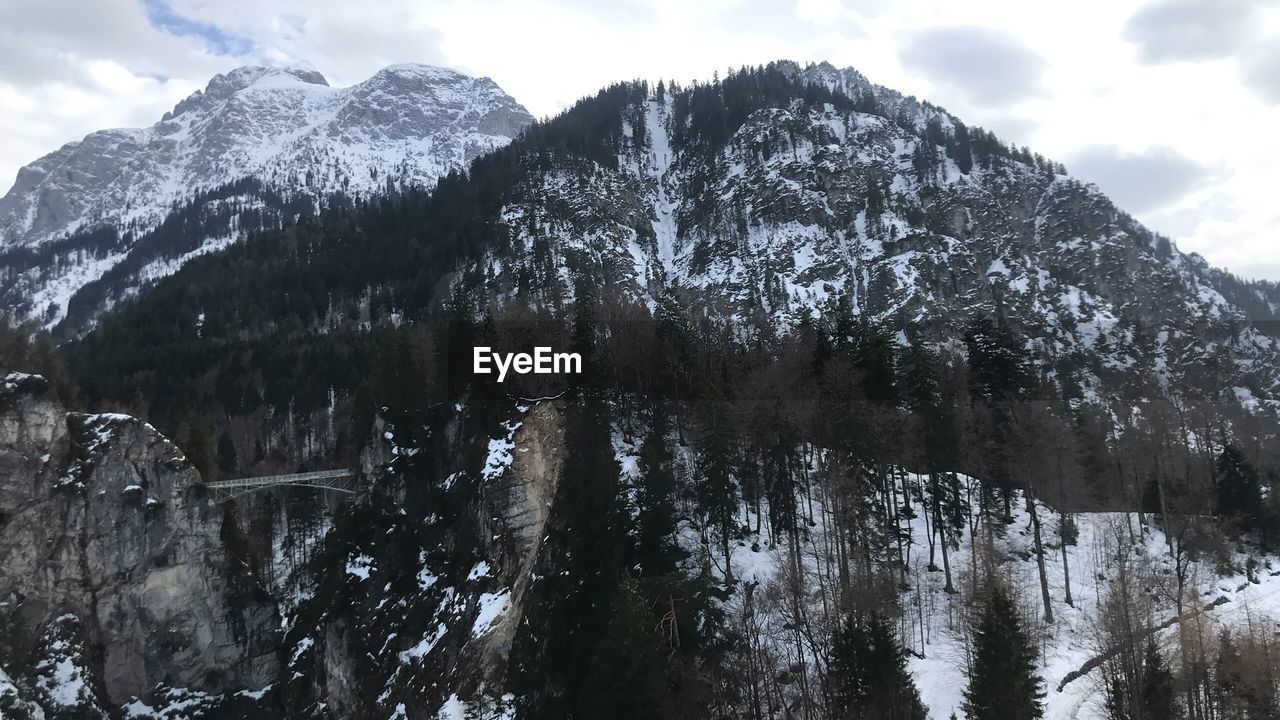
[398,623,448,662]
[433,692,516,720]
[290,636,314,664]
[346,554,375,580]
[467,561,492,581]
[481,420,523,480]
[471,591,510,637]
[122,700,155,717]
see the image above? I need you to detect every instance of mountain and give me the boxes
[5,60,1280,720]
[466,61,1280,409]
[65,61,1280,421]
[0,63,533,329]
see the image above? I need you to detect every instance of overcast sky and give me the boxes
[2,0,1278,280]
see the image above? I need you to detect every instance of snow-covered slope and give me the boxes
[0,63,533,327]
[1,63,530,247]
[472,61,1280,412]
[669,461,1280,720]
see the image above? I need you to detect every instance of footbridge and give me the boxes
[206,468,357,501]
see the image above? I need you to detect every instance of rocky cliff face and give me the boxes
[0,372,278,713]
[237,400,570,719]
[473,401,564,683]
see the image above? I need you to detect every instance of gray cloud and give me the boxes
[0,0,231,88]
[1122,0,1269,64]
[1240,41,1280,104]
[1067,145,1220,214]
[898,26,1046,105]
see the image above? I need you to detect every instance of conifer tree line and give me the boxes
[459,288,1278,720]
[294,286,1280,718]
[10,267,1280,718]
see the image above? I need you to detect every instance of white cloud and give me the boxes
[795,0,848,25]
[1240,40,1280,104]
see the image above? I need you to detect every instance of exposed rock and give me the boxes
[478,401,565,675]
[0,372,279,708]
[29,614,109,720]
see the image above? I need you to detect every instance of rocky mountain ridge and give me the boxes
[0,63,533,327]
[464,61,1280,411]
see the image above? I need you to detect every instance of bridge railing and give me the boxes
[206,468,356,498]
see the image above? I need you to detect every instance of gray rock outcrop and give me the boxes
[0,372,278,706]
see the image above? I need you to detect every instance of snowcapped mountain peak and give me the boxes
[371,62,468,82]
[162,65,331,122]
[0,62,534,328]
[0,62,532,250]
[207,64,330,92]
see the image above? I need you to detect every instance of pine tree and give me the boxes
[569,277,603,392]
[1216,444,1263,530]
[635,401,680,577]
[951,122,974,174]
[964,318,1033,406]
[856,322,899,407]
[963,583,1045,720]
[128,389,148,421]
[1141,639,1175,720]
[576,578,672,719]
[435,286,478,399]
[1216,630,1242,719]
[180,408,218,484]
[830,613,928,720]
[1141,475,1163,516]
[903,338,962,590]
[216,430,238,477]
[654,289,696,402]
[964,318,1033,518]
[696,385,738,583]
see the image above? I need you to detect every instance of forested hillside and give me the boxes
[3,61,1280,720]
[63,62,1280,476]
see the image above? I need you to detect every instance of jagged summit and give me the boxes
[163,65,331,121]
[0,62,534,327]
[0,62,532,249]
[205,64,330,91]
